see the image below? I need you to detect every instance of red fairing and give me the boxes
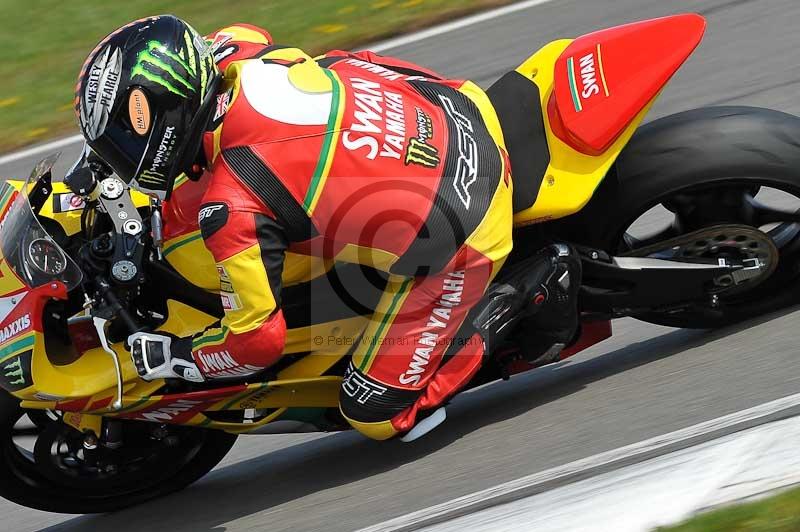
[0,282,67,338]
[550,13,706,155]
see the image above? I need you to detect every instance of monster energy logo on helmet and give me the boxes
[139,169,167,186]
[130,35,200,98]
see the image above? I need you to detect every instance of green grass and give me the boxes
[0,0,512,152]
[657,486,800,532]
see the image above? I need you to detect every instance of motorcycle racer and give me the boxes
[74,15,580,440]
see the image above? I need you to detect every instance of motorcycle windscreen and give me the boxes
[0,153,83,292]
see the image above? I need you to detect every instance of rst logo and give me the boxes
[566,44,610,112]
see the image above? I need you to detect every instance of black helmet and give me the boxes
[75,15,220,198]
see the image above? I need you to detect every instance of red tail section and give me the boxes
[549,13,706,155]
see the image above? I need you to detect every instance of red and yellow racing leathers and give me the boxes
[189,25,513,439]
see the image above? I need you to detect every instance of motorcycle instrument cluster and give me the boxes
[26,237,67,276]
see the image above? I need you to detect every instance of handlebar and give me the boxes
[64,161,151,336]
[95,278,143,334]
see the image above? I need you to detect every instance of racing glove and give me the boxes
[128,332,205,383]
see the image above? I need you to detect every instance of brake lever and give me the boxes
[91,315,124,411]
[88,279,146,411]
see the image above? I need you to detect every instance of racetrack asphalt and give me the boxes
[3,0,800,530]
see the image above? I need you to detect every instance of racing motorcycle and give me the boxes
[3,13,800,513]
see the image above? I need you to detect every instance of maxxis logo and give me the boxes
[0,314,31,343]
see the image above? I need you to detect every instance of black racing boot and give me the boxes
[469,244,581,361]
[511,243,582,364]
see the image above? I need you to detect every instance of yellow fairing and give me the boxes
[512,40,658,225]
[0,259,25,295]
[19,301,209,402]
[20,298,365,427]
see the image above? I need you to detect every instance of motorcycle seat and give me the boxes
[487,70,550,215]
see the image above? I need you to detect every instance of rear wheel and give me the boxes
[0,392,237,513]
[550,106,800,328]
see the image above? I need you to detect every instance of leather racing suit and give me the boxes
[184,24,515,440]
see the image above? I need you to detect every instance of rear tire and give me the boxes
[548,106,800,327]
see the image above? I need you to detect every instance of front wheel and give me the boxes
[550,106,800,328]
[0,392,237,513]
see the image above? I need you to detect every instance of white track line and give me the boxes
[367,0,559,53]
[358,391,800,532]
[0,0,558,166]
[419,416,800,531]
[0,134,83,167]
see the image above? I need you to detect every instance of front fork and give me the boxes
[61,412,125,469]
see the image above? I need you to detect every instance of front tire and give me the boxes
[0,392,237,513]
[549,106,800,327]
